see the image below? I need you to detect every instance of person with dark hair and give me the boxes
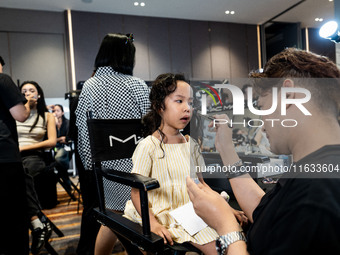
[0,56,5,73]
[123,73,220,254]
[124,73,247,254]
[187,48,340,255]
[52,104,73,191]
[0,73,35,254]
[17,81,56,254]
[75,33,150,255]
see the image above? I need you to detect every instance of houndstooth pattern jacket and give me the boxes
[75,66,150,210]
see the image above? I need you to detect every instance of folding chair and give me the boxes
[86,111,202,255]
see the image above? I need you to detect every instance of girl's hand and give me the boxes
[26,94,37,109]
[151,221,173,245]
[232,208,249,228]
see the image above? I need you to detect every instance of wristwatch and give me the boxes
[216,231,246,255]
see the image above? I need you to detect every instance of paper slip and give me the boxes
[169,202,207,236]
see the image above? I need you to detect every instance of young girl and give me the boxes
[124,73,219,254]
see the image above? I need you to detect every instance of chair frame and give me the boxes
[87,111,165,254]
[86,111,202,255]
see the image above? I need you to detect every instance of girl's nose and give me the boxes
[184,103,191,112]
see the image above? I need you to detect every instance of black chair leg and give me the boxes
[45,241,58,255]
[59,177,77,201]
[70,179,81,194]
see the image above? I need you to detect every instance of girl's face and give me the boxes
[53,106,64,118]
[21,83,39,100]
[160,81,193,131]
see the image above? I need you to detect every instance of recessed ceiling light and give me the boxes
[134,2,139,6]
[315,18,320,21]
[315,18,324,22]
[140,2,145,7]
[329,0,333,2]
[225,10,235,15]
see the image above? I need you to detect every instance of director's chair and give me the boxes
[86,111,202,255]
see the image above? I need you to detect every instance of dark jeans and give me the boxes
[24,171,41,218]
[0,162,29,255]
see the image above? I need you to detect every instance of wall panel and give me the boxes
[168,19,192,79]
[190,21,212,79]
[209,22,230,80]
[9,32,68,97]
[72,11,103,82]
[0,32,11,76]
[147,17,171,80]
[246,25,259,73]
[123,15,149,80]
[71,11,259,83]
[229,23,249,82]
[0,8,64,34]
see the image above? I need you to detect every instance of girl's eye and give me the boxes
[176,100,182,103]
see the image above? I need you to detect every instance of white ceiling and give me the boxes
[0,0,335,28]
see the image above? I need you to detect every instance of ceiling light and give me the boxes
[319,20,340,43]
[134,2,139,6]
[329,0,333,2]
[140,2,145,7]
[225,10,235,15]
[315,18,319,21]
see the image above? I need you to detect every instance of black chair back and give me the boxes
[86,111,143,212]
[87,116,143,162]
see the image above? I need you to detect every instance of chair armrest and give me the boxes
[93,208,164,252]
[101,169,160,191]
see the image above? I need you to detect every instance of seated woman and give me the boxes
[52,104,73,191]
[124,73,247,254]
[18,81,56,180]
[16,81,56,253]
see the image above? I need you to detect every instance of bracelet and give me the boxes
[229,159,242,167]
[227,166,247,179]
[226,160,247,179]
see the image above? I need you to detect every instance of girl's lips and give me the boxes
[180,117,190,122]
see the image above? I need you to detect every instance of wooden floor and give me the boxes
[33,177,127,255]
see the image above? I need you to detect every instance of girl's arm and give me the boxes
[131,187,173,245]
[20,112,57,151]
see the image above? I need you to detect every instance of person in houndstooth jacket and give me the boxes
[75,33,150,255]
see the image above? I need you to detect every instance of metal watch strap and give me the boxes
[216,231,246,255]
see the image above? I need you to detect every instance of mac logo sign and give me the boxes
[109,134,143,147]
